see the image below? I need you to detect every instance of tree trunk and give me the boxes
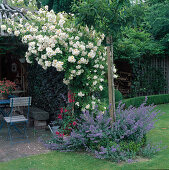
[106,36,115,123]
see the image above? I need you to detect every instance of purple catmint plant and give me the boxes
[112,100,161,143]
[45,98,162,162]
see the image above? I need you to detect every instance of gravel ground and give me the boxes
[0,126,51,162]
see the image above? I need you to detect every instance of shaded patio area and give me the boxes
[0,122,51,162]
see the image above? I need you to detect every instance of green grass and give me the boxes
[1,104,169,170]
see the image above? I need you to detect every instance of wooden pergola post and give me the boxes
[106,36,115,123]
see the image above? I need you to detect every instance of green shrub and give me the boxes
[116,94,169,108]
[115,89,123,102]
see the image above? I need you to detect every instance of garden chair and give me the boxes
[4,97,31,144]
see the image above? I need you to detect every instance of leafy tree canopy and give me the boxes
[145,1,169,54]
[114,27,164,62]
[39,0,73,13]
[72,0,131,37]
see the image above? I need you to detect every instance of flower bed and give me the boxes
[45,100,163,162]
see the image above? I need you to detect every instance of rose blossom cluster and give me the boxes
[2,5,117,111]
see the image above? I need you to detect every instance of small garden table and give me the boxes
[0,99,10,130]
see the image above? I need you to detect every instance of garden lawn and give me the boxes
[0,104,169,170]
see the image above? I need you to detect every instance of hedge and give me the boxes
[27,61,68,120]
[116,94,169,108]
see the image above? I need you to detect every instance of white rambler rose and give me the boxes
[49,25,55,32]
[14,30,20,36]
[72,49,80,56]
[68,56,76,63]
[45,5,48,11]
[94,70,97,72]
[88,42,93,48]
[7,28,12,34]
[76,70,82,75]
[58,19,65,27]
[78,91,85,97]
[75,102,80,107]
[81,51,87,56]
[86,104,90,109]
[71,70,76,74]
[63,78,70,85]
[1,25,6,31]
[93,46,98,52]
[69,75,73,80]
[79,45,85,51]
[75,36,80,40]
[93,64,99,68]
[56,61,64,71]
[45,61,51,67]
[29,41,36,47]
[93,76,98,79]
[78,32,83,37]
[4,9,108,110]
[113,66,117,73]
[69,47,73,52]
[46,47,54,56]
[114,74,118,78]
[100,65,104,69]
[73,43,78,48]
[32,49,38,55]
[99,85,103,91]
[92,101,96,109]
[93,81,97,85]
[36,57,41,62]
[76,65,81,69]
[85,26,89,32]
[41,54,47,60]
[88,50,96,59]
[26,56,32,64]
[103,52,107,57]
[38,46,43,51]
[97,39,102,46]
[42,65,47,70]
[52,59,57,67]
[101,33,105,40]
[55,47,62,54]
[100,78,104,82]
[69,41,73,46]
[101,71,105,75]
[51,43,55,48]
[77,58,88,64]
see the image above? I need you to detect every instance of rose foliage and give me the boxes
[2,5,117,110]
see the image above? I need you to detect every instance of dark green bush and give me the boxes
[116,94,169,108]
[115,89,123,102]
[28,62,68,120]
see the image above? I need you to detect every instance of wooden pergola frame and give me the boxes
[0,0,27,36]
[0,0,28,94]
